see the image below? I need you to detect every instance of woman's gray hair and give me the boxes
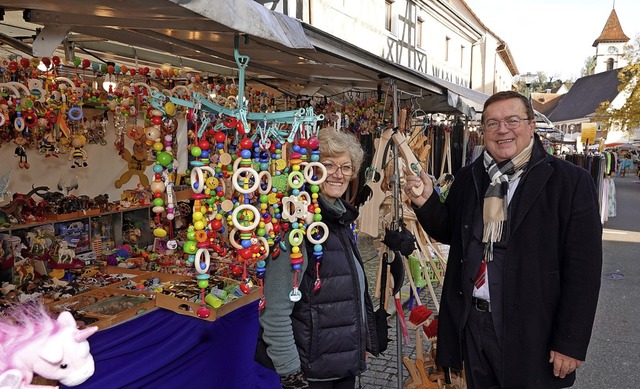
[317,127,365,179]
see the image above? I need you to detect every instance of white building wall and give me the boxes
[280,0,516,95]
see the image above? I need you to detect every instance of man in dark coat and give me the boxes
[404,91,602,388]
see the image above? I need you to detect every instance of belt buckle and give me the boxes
[473,297,491,312]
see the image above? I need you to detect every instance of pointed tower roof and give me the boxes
[593,8,629,46]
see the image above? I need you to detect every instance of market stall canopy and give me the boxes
[605,142,640,151]
[422,74,489,117]
[0,0,483,116]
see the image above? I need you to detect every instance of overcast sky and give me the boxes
[463,0,640,81]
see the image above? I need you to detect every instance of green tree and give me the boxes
[514,72,565,94]
[594,36,640,136]
[582,55,596,77]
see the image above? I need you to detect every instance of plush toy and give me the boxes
[0,302,98,389]
[69,135,88,168]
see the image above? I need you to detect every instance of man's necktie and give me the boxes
[474,261,487,289]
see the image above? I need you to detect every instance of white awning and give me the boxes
[0,0,484,117]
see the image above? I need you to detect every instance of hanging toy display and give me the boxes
[148,106,179,253]
[148,37,331,315]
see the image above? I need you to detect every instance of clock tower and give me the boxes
[593,7,629,74]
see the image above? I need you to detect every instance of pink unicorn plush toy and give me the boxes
[0,302,98,389]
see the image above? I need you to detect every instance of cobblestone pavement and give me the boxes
[358,233,444,389]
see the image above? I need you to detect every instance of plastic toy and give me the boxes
[0,302,98,389]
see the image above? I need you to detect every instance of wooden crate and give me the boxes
[109,271,191,295]
[47,288,155,330]
[215,277,261,318]
[74,266,148,289]
[140,272,216,321]
[144,272,260,321]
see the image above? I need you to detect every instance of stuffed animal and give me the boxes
[0,302,98,389]
[69,135,88,168]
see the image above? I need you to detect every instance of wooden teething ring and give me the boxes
[190,166,217,194]
[257,171,272,194]
[228,227,243,249]
[190,167,205,194]
[23,112,38,128]
[288,229,305,246]
[14,117,25,132]
[287,171,304,189]
[232,167,260,194]
[231,203,261,231]
[194,248,211,274]
[303,162,327,185]
[306,221,329,245]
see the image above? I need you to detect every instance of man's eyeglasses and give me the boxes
[483,116,531,132]
[322,162,354,176]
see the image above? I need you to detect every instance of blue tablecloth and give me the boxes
[65,300,280,389]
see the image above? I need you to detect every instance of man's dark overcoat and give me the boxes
[414,137,602,388]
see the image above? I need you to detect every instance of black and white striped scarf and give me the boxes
[482,138,534,261]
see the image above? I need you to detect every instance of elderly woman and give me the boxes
[257,128,380,389]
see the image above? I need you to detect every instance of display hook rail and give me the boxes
[150,34,325,142]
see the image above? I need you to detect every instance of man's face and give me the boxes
[483,98,535,163]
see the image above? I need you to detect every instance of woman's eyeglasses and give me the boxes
[322,162,354,176]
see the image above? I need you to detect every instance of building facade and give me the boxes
[268,0,518,97]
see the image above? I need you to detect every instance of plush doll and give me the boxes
[0,301,98,389]
[69,135,88,168]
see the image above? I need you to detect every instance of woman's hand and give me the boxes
[280,370,309,389]
[403,168,434,207]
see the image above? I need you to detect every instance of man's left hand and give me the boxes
[549,350,583,379]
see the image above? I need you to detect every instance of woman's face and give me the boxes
[483,98,535,163]
[319,152,354,204]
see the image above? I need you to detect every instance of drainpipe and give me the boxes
[469,35,485,90]
[495,43,507,94]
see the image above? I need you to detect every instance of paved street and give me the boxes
[359,175,640,389]
[575,176,640,389]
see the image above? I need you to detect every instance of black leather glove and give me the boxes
[280,370,309,389]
